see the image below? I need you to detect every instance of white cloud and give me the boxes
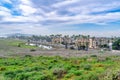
[0,6,10,12]
[52,0,79,8]
[2,15,43,23]
[0,0,120,36]
[0,0,43,23]
[68,1,120,14]
[0,24,51,35]
[0,6,11,16]
[42,11,120,25]
[19,4,37,16]
[0,11,11,17]
[18,0,37,16]
[56,30,120,37]
[2,0,12,4]
[20,0,31,5]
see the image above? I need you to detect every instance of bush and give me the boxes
[4,71,16,79]
[90,55,97,57]
[17,44,21,47]
[70,46,75,50]
[112,72,120,80]
[40,74,53,80]
[53,68,67,78]
[112,39,120,50]
[65,73,73,78]
[89,74,99,80]
[30,49,36,51]
[24,55,32,57]
[31,66,45,71]
[97,57,106,62]
[15,73,29,80]
[84,64,91,70]
[73,70,83,76]
[0,67,6,71]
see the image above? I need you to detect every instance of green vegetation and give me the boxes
[113,39,120,50]
[0,55,119,80]
[0,39,37,56]
[0,39,37,49]
[0,39,120,80]
[9,40,37,49]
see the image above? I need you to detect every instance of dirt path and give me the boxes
[10,48,120,57]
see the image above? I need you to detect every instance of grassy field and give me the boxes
[0,39,120,80]
[0,39,37,49]
[0,39,38,56]
[0,55,120,80]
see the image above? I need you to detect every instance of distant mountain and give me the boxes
[6,33,32,37]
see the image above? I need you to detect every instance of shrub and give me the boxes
[15,73,29,80]
[15,70,24,74]
[0,67,6,71]
[90,55,97,57]
[17,43,21,47]
[40,74,53,80]
[112,72,120,80]
[73,70,83,76]
[95,64,104,67]
[65,73,73,78]
[53,68,67,78]
[112,39,120,50]
[30,49,36,51]
[51,59,58,63]
[84,64,91,70]
[31,66,45,71]
[70,46,75,50]
[106,57,111,61]
[4,71,16,79]
[75,76,84,80]
[89,75,99,80]
[97,57,106,62]
[24,55,32,57]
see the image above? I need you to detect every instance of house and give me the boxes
[51,35,114,50]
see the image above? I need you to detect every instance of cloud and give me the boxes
[56,30,120,37]
[19,4,37,16]
[67,1,120,14]
[19,0,37,16]
[0,0,120,36]
[0,6,11,16]
[20,0,31,5]
[0,23,51,35]
[0,0,12,4]
[52,0,79,8]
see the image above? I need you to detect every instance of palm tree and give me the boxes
[99,39,102,48]
[86,35,90,51]
[64,35,68,49]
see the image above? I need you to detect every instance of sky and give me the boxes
[0,0,120,37]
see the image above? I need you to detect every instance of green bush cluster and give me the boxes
[0,56,119,80]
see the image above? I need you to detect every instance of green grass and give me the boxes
[8,39,37,49]
[0,55,119,80]
[0,39,37,49]
[0,39,38,56]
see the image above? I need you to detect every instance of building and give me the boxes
[52,36,114,50]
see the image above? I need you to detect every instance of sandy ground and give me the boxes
[8,48,120,57]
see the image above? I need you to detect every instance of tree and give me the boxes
[112,39,120,50]
[64,36,68,49]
